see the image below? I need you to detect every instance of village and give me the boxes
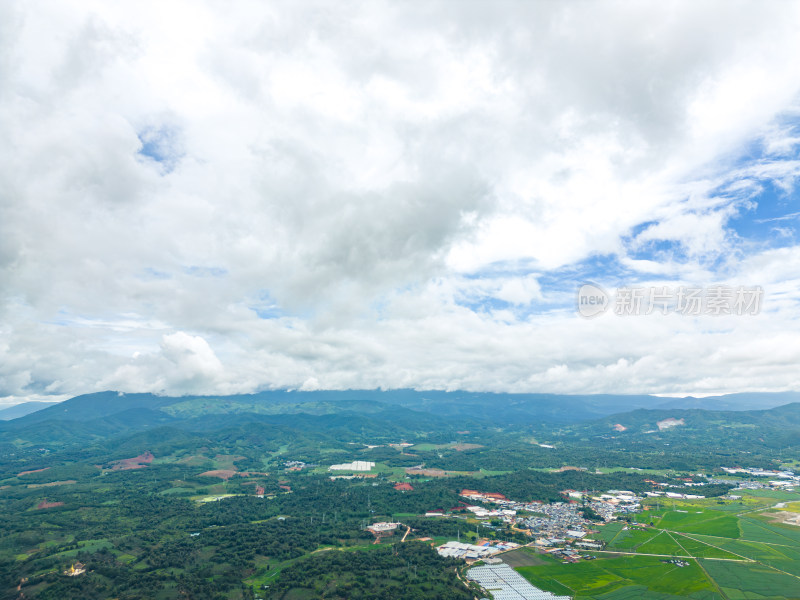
[427,489,645,600]
[429,488,643,562]
[358,483,644,572]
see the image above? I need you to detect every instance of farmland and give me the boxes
[517,494,800,599]
[518,554,714,598]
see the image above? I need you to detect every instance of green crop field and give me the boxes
[655,510,715,528]
[742,514,800,543]
[408,443,439,451]
[702,536,793,560]
[700,560,800,600]
[739,489,800,501]
[590,585,721,599]
[594,522,626,542]
[518,555,716,598]
[606,526,660,550]
[738,517,800,545]
[672,535,743,560]
[656,511,741,538]
[518,559,627,596]
[635,531,688,556]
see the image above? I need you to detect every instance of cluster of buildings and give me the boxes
[709,466,798,492]
[536,544,598,563]
[451,488,644,540]
[720,467,796,478]
[437,540,520,561]
[283,460,312,471]
[367,521,400,536]
[460,489,641,527]
[644,490,705,500]
[519,501,589,540]
[466,504,518,519]
[443,488,644,561]
[583,491,642,520]
[720,467,798,490]
[462,490,510,502]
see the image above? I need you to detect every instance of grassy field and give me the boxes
[700,560,800,599]
[672,535,742,560]
[635,531,688,556]
[518,554,715,598]
[654,510,741,538]
[594,521,626,542]
[605,526,660,550]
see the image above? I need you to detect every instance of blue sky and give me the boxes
[1,1,799,405]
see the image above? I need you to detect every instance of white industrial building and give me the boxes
[328,461,375,471]
[367,522,399,533]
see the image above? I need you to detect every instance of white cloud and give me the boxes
[1,1,800,404]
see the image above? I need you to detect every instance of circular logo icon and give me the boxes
[577,283,610,318]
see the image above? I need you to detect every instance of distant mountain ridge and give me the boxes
[4,389,799,428]
[654,391,800,411]
[0,389,670,429]
[0,401,59,420]
[1,389,798,455]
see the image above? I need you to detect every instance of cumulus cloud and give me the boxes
[1,0,800,405]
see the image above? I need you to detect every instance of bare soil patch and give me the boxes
[111,451,154,471]
[17,467,51,477]
[200,469,238,480]
[199,470,268,480]
[765,510,800,527]
[27,480,76,489]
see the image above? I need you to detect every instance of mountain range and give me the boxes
[2,389,799,452]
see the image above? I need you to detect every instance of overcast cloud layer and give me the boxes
[2,0,800,406]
